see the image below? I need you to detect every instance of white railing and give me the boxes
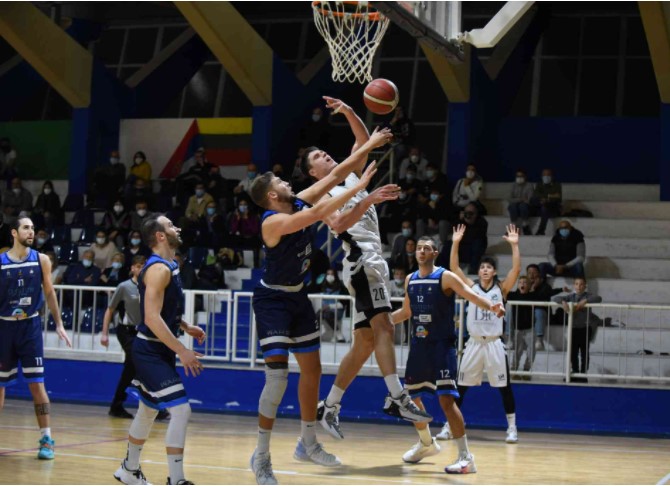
[41,286,670,386]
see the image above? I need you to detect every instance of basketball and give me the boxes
[363,78,399,115]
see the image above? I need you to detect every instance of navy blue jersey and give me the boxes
[0,249,44,318]
[137,254,184,338]
[407,267,455,342]
[260,198,313,287]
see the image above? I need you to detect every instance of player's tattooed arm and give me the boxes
[34,403,50,416]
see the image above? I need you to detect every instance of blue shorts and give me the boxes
[127,337,188,411]
[404,338,459,399]
[0,316,44,387]
[253,285,320,359]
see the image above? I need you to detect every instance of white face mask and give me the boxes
[134,157,143,164]
[37,237,46,246]
[425,170,435,179]
[542,175,552,184]
[401,228,412,237]
[312,114,321,122]
[136,209,147,217]
[466,170,475,179]
[131,238,141,246]
[114,205,123,213]
[399,192,407,201]
[394,278,404,285]
[12,188,21,195]
[96,237,106,245]
[112,262,123,270]
[410,155,419,163]
[43,188,52,195]
[406,174,415,182]
[110,157,119,164]
[82,259,93,268]
[516,177,525,184]
[325,275,335,284]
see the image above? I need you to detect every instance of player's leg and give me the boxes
[486,340,518,443]
[455,337,485,410]
[0,321,19,414]
[165,402,192,485]
[402,396,441,463]
[115,402,158,485]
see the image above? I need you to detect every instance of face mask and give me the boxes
[312,114,321,122]
[112,262,123,270]
[516,177,525,184]
[96,237,106,245]
[43,188,52,195]
[136,209,147,217]
[542,175,552,184]
[37,237,46,246]
[82,259,93,268]
[239,205,248,213]
[402,228,411,237]
[406,251,414,256]
[425,170,435,179]
[406,174,415,182]
[430,194,439,202]
[206,207,216,216]
[134,157,143,164]
[325,275,335,284]
[559,228,570,238]
[110,157,119,164]
[131,238,141,246]
[394,278,404,285]
[410,155,419,163]
[248,172,256,179]
[12,188,21,195]
[466,170,475,179]
[195,189,205,198]
[114,205,123,213]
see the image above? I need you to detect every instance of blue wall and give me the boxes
[7,359,669,437]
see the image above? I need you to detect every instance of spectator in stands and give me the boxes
[416,187,450,246]
[419,162,448,201]
[551,277,602,383]
[317,268,347,343]
[539,220,586,279]
[93,150,126,206]
[0,137,18,185]
[175,252,197,290]
[392,237,418,274]
[217,246,244,270]
[199,201,226,250]
[100,253,128,287]
[64,249,102,298]
[389,267,407,300]
[388,106,415,161]
[228,199,261,260]
[128,150,152,184]
[129,201,149,232]
[389,220,415,264]
[508,169,534,236]
[448,202,488,274]
[398,146,429,181]
[103,199,131,248]
[300,106,331,150]
[45,251,64,284]
[185,148,214,183]
[0,213,11,248]
[91,229,119,271]
[507,275,536,373]
[206,164,227,206]
[453,164,484,214]
[34,229,54,253]
[3,177,33,217]
[526,263,563,352]
[123,230,151,269]
[125,177,154,210]
[399,166,422,197]
[33,180,62,229]
[185,182,214,223]
[272,163,285,179]
[290,147,310,194]
[233,163,258,201]
[532,168,562,235]
[378,188,416,245]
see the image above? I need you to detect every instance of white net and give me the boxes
[312,1,390,84]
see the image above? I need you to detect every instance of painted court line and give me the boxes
[657,472,670,485]
[0,438,126,456]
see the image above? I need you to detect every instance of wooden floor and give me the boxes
[1,399,669,485]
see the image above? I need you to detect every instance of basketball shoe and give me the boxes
[37,435,55,460]
[114,461,151,485]
[316,401,344,440]
[250,449,277,485]
[383,391,433,423]
[436,423,453,440]
[166,478,194,484]
[506,425,518,443]
[445,453,477,474]
[402,438,441,463]
[293,437,342,466]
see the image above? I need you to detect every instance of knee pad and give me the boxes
[129,402,159,440]
[259,364,288,419]
[165,403,191,449]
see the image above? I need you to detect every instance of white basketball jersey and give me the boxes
[466,281,504,337]
[328,172,382,255]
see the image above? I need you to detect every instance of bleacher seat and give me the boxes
[47,308,73,330]
[51,225,70,245]
[56,243,79,264]
[188,247,209,268]
[78,226,98,244]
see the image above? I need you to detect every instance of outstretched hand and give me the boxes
[185,325,207,345]
[490,302,506,318]
[368,126,394,149]
[452,224,466,244]
[323,96,350,115]
[503,224,519,245]
[357,161,378,189]
[368,184,400,205]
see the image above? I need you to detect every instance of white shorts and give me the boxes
[342,251,391,329]
[458,336,510,387]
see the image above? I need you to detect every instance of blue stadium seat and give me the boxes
[56,243,79,264]
[188,247,209,268]
[47,308,73,331]
[78,226,98,244]
[51,225,71,245]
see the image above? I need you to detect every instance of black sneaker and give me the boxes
[167,478,194,485]
[522,225,532,236]
[156,410,171,421]
[108,407,134,419]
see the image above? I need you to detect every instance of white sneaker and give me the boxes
[534,337,545,351]
[114,461,151,485]
[445,453,477,474]
[435,422,453,440]
[383,391,433,423]
[402,438,441,463]
[293,437,342,466]
[506,426,518,443]
[250,449,278,485]
[316,401,344,440]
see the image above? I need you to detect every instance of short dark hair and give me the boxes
[526,263,540,272]
[574,276,587,283]
[249,172,276,209]
[141,215,165,249]
[10,217,31,233]
[300,146,319,180]
[132,255,147,267]
[479,256,497,269]
[416,235,438,250]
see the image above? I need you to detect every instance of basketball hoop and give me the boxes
[312,1,390,84]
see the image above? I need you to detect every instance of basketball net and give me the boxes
[312,1,390,84]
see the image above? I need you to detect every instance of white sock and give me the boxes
[455,435,470,456]
[417,427,432,446]
[257,427,272,454]
[39,427,51,438]
[384,374,404,398]
[506,413,516,428]
[167,454,184,484]
[325,385,345,407]
[124,442,143,470]
[301,421,317,447]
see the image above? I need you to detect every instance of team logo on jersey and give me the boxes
[18,297,32,306]
[11,308,28,318]
[415,325,428,338]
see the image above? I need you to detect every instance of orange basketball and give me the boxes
[363,78,399,115]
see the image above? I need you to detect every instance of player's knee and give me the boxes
[165,403,191,449]
[353,328,375,354]
[129,402,159,441]
[259,362,288,419]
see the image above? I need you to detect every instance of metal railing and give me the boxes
[41,286,670,386]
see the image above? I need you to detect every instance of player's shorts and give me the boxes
[253,284,320,359]
[405,338,459,398]
[457,335,510,387]
[0,316,44,387]
[342,250,392,330]
[127,335,188,411]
